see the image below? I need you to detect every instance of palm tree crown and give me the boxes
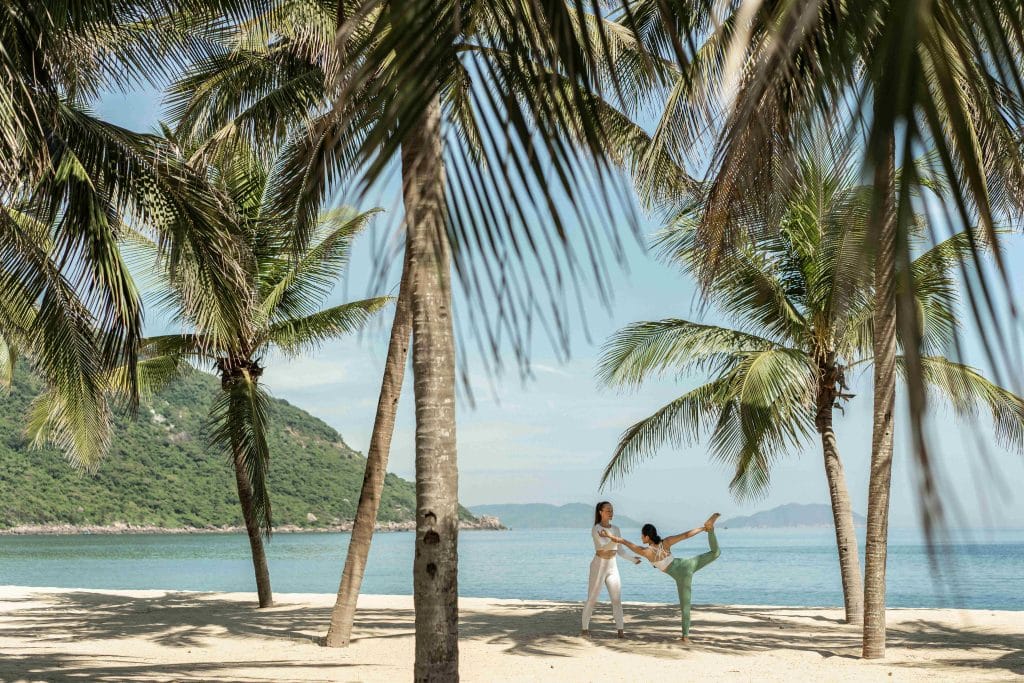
[599,142,1024,497]
[133,137,390,534]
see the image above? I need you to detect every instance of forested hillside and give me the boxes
[0,367,473,529]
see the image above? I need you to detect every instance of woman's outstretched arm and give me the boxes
[599,530,653,561]
[662,526,705,550]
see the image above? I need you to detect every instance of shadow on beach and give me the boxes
[461,601,1024,676]
[0,590,1020,681]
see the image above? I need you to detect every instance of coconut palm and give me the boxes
[130,136,389,607]
[160,5,419,639]
[288,8,678,671]
[0,1,286,467]
[163,2,685,667]
[340,6,688,670]
[619,0,1024,655]
[598,141,1024,626]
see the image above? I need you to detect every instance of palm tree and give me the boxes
[0,1,283,467]
[864,132,899,658]
[598,141,1024,625]
[130,137,389,607]
[323,7,684,673]
[163,3,683,667]
[325,248,412,646]
[620,0,1024,655]
[159,2,421,643]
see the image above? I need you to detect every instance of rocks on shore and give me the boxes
[0,515,507,536]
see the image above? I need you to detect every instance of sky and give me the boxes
[95,86,1024,532]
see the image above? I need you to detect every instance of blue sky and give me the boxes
[96,86,1024,531]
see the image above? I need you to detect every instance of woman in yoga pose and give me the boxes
[600,512,721,643]
[581,501,641,638]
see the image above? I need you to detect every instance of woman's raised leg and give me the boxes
[694,529,721,573]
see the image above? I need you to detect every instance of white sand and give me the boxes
[0,586,1020,681]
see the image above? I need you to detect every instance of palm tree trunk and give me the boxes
[863,137,897,659]
[815,377,863,625]
[232,445,273,608]
[403,96,460,681]
[324,248,413,647]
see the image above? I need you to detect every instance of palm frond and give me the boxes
[709,349,817,500]
[322,0,655,368]
[39,102,252,358]
[264,297,391,357]
[0,334,16,392]
[654,218,811,345]
[906,355,1024,452]
[600,378,729,489]
[110,354,190,399]
[140,333,209,360]
[166,46,329,168]
[25,382,112,472]
[597,318,782,388]
[1,204,112,469]
[259,207,381,322]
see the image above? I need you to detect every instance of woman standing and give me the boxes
[582,501,640,638]
[600,512,721,643]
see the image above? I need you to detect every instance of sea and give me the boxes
[1,527,1021,610]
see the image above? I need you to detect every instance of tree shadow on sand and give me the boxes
[1,591,1020,680]
[0,653,364,683]
[454,601,1021,676]
[0,590,329,648]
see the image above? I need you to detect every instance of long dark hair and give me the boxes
[641,523,662,545]
[594,501,611,525]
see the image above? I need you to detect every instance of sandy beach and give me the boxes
[0,587,1021,682]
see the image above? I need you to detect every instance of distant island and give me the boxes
[724,503,866,529]
[0,367,495,533]
[469,503,640,529]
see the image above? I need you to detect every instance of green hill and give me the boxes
[0,367,473,529]
[469,503,640,529]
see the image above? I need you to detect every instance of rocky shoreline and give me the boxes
[0,515,506,536]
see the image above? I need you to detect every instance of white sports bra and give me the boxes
[591,524,633,562]
[650,543,674,571]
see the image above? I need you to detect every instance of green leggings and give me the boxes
[663,530,720,636]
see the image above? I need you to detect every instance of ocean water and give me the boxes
[1,527,1021,610]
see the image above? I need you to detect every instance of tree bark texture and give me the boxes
[863,138,897,659]
[404,96,460,682]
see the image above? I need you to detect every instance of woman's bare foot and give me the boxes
[617,629,625,639]
[680,636,691,644]
[580,629,590,638]
[704,512,721,531]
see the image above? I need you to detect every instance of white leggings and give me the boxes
[581,556,623,630]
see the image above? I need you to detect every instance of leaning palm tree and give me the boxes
[130,137,389,608]
[599,141,1024,626]
[621,0,1024,656]
[164,2,686,668]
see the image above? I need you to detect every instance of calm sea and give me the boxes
[1,528,1021,610]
